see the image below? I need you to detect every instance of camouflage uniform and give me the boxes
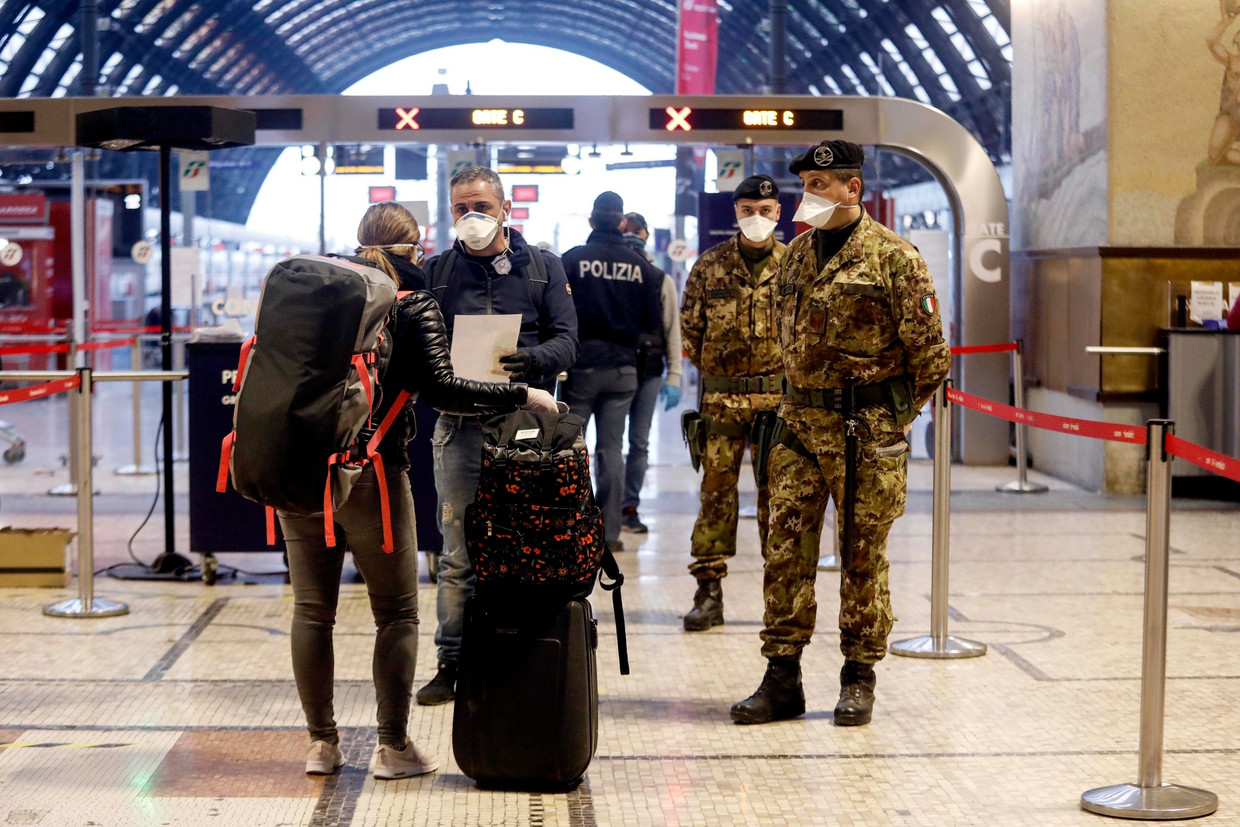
[680,234,786,580]
[760,210,950,664]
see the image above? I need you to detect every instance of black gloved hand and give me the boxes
[498,349,534,381]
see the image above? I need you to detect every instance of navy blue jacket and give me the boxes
[426,229,578,393]
[561,228,663,370]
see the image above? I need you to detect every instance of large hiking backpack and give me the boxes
[464,410,628,674]
[216,254,410,551]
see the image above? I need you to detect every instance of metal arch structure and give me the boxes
[0,92,1010,463]
[0,1,1010,163]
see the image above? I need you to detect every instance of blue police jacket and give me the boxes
[561,228,663,371]
[426,229,579,393]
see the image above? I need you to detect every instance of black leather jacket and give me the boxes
[375,289,528,469]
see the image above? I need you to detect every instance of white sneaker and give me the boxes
[305,740,345,775]
[372,740,439,779]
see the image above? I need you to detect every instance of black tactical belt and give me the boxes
[784,382,887,411]
[701,373,784,394]
[707,420,748,439]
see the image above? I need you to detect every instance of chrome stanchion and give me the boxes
[173,334,188,462]
[1081,420,1217,819]
[890,382,986,659]
[818,509,840,571]
[45,367,128,618]
[48,330,96,497]
[114,337,155,476]
[998,340,1048,494]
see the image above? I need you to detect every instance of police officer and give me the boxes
[731,141,950,726]
[417,166,579,706]
[620,212,682,534]
[679,175,786,632]
[562,192,663,552]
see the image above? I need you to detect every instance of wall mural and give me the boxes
[1012,0,1107,250]
[1177,1,1240,244]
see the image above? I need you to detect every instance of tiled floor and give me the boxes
[0,382,1237,825]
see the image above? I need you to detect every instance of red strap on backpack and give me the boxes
[371,453,394,553]
[266,506,277,546]
[233,336,256,392]
[217,432,235,493]
[351,354,375,416]
[323,452,342,548]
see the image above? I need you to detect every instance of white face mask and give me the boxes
[737,214,778,244]
[455,211,502,251]
[793,191,846,229]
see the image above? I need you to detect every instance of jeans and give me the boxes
[562,365,639,543]
[430,414,486,667]
[279,466,420,747]
[622,373,663,511]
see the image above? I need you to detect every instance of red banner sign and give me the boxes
[676,0,719,95]
[0,193,49,225]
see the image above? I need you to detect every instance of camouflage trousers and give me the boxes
[758,436,907,664]
[688,403,770,580]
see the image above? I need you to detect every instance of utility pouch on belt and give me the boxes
[885,376,917,428]
[681,409,709,473]
[750,410,780,488]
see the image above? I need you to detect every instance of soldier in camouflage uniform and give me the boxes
[731,140,950,727]
[679,175,787,632]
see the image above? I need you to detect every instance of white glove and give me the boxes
[521,387,559,413]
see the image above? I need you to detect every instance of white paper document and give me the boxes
[1189,281,1226,325]
[450,314,522,382]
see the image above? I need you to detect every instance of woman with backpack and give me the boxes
[286,201,558,779]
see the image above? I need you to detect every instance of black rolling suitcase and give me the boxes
[452,595,598,790]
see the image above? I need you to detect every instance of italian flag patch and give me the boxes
[920,295,938,315]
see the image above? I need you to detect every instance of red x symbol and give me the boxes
[395,107,420,130]
[665,106,692,132]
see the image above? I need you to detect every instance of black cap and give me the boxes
[624,211,648,233]
[732,174,779,202]
[788,140,865,174]
[593,191,624,214]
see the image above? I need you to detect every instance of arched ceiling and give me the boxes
[0,0,1011,223]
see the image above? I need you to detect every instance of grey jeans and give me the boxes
[562,365,639,543]
[279,465,420,747]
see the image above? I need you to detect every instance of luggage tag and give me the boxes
[515,428,541,440]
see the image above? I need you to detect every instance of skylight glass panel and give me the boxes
[823,75,843,95]
[839,63,868,94]
[931,7,958,36]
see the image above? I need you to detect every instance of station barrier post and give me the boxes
[114,335,156,476]
[889,380,987,659]
[1080,419,1218,819]
[997,339,1047,494]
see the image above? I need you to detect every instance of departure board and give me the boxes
[379,107,575,131]
[651,106,844,132]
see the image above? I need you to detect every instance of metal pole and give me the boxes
[79,0,98,97]
[50,155,89,498]
[44,367,128,618]
[890,382,986,659]
[159,143,177,557]
[1081,421,1217,819]
[115,337,154,475]
[998,340,1048,494]
[318,140,327,255]
[173,335,187,461]
[769,0,787,94]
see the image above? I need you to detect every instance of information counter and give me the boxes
[1159,329,1240,498]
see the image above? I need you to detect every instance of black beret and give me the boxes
[788,140,865,174]
[593,191,624,214]
[624,211,648,233]
[732,174,779,202]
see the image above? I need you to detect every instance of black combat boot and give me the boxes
[833,660,876,726]
[682,578,724,631]
[730,657,806,724]
[415,662,457,706]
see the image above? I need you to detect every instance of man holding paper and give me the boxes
[419,165,579,706]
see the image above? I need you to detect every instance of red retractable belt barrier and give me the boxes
[951,342,1019,355]
[0,324,69,335]
[79,337,137,353]
[946,387,1148,446]
[0,377,80,406]
[0,343,71,356]
[1166,435,1240,484]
